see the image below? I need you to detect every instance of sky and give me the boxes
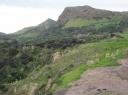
[0,0,128,33]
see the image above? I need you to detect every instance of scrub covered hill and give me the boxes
[11,6,128,46]
[3,31,128,95]
[1,5,128,95]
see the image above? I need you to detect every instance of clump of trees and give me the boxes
[0,40,54,84]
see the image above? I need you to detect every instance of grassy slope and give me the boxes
[59,39,127,87]
[64,16,122,28]
[8,32,128,95]
[64,19,97,28]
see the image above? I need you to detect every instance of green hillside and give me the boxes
[64,19,97,28]
[64,16,122,28]
[1,5,128,95]
[10,15,128,49]
[1,31,128,95]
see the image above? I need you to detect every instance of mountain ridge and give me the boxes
[11,5,128,45]
[14,5,127,35]
[57,5,121,25]
[15,18,58,34]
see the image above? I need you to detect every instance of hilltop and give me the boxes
[58,5,120,25]
[11,5,128,46]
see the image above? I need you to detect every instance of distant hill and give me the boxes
[15,18,58,35]
[37,18,59,30]
[0,32,8,40]
[0,32,5,35]
[12,18,60,44]
[57,5,121,25]
[11,5,128,46]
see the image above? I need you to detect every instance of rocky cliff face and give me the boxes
[57,5,119,25]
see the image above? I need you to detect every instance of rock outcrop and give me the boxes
[57,5,119,25]
[16,18,58,35]
[64,59,128,95]
[37,18,58,31]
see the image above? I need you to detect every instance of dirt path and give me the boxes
[64,59,128,95]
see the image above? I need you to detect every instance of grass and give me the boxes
[12,37,128,92]
[9,32,128,94]
[64,19,97,28]
[64,16,122,28]
[59,38,128,87]
[59,64,87,87]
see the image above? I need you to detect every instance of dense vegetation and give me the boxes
[0,35,55,85]
[5,32,128,95]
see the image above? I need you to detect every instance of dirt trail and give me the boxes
[64,59,128,95]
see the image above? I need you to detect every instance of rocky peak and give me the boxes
[38,18,58,30]
[57,5,116,25]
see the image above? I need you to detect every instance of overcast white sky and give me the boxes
[1,0,128,33]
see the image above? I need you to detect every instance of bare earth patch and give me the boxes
[65,59,128,95]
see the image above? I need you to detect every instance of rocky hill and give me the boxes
[11,6,128,46]
[57,5,120,25]
[1,5,128,95]
[15,18,58,35]
[37,18,59,30]
[12,18,60,44]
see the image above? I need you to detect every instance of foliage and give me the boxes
[0,40,53,84]
[58,38,126,87]
[8,34,128,95]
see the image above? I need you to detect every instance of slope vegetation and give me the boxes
[1,5,128,95]
[2,32,128,95]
